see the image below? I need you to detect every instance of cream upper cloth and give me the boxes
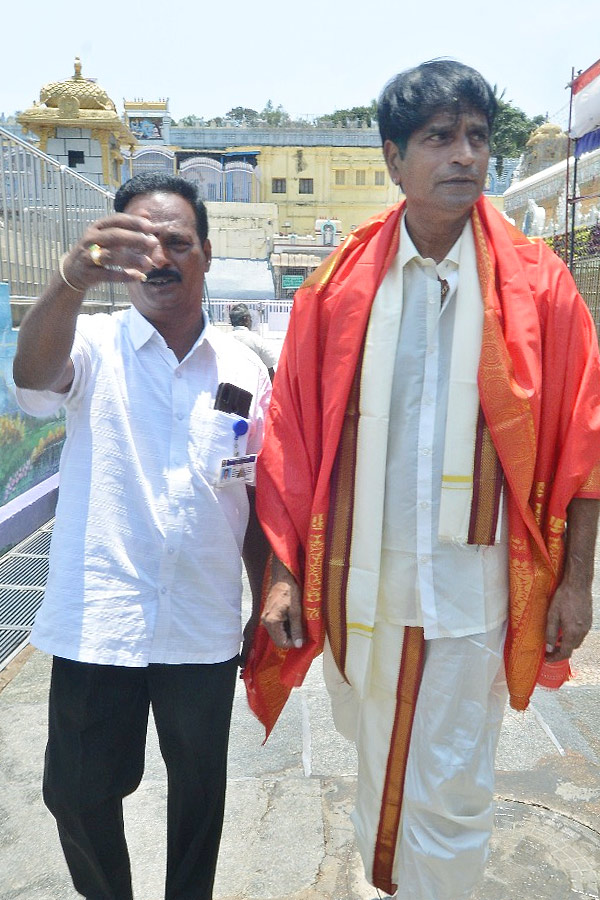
[438,219,484,542]
[342,216,508,691]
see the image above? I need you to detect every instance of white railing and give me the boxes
[0,126,128,305]
[207,298,293,333]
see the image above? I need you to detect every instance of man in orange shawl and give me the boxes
[245,61,600,899]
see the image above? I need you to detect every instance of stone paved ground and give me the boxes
[2,561,600,900]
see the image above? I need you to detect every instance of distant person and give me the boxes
[230,302,278,380]
[245,60,600,900]
[13,172,271,900]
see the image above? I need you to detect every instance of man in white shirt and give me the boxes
[246,61,600,899]
[13,173,271,900]
[229,302,278,380]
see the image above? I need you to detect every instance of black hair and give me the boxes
[229,303,252,327]
[377,59,497,155]
[114,172,209,243]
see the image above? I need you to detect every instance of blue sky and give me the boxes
[3,0,597,130]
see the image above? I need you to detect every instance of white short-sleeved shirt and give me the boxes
[379,220,509,638]
[16,306,272,666]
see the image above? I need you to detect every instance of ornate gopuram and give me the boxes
[18,58,136,189]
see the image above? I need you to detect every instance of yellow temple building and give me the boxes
[14,59,519,288]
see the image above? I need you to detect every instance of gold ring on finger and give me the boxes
[89,243,104,267]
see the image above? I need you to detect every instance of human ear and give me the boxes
[383,140,402,187]
[203,239,212,270]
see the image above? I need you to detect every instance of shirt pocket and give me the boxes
[189,408,250,485]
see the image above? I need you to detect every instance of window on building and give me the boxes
[374,170,386,186]
[335,170,346,186]
[299,178,314,194]
[68,150,85,169]
[272,178,287,193]
[355,170,366,186]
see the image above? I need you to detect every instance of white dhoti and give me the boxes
[324,620,507,900]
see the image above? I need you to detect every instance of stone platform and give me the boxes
[2,583,600,900]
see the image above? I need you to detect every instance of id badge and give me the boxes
[217,454,257,487]
[216,417,255,488]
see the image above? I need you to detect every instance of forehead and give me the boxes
[124,191,197,232]
[416,108,490,134]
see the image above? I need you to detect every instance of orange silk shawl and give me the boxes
[244,196,600,737]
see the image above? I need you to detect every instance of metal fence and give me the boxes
[573,256,600,335]
[0,125,128,306]
[0,520,53,671]
[207,298,293,332]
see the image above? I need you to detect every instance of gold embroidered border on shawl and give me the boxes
[469,412,503,544]
[371,626,425,895]
[324,360,363,675]
[472,208,556,707]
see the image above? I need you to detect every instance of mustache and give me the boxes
[144,268,182,282]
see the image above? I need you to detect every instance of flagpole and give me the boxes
[569,153,579,270]
[566,57,600,268]
[565,67,575,266]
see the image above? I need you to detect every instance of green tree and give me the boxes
[177,114,204,127]
[225,107,260,127]
[491,92,545,175]
[316,100,378,128]
[261,100,291,127]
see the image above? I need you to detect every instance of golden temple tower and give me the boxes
[18,57,136,189]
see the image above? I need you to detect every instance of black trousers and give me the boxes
[43,656,238,900]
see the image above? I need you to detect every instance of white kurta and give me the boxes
[380,220,509,637]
